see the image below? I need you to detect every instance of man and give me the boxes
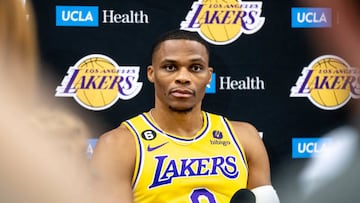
[91,29,280,203]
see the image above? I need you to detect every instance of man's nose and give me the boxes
[175,67,191,84]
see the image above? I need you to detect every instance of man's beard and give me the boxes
[168,105,193,113]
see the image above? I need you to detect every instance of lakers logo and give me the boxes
[55,54,143,111]
[290,55,360,110]
[180,0,265,45]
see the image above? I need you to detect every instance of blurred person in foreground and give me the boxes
[0,1,93,202]
[277,1,360,202]
[90,29,280,203]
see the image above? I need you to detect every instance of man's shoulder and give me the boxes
[204,112,257,131]
[227,120,260,141]
[121,112,148,123]
[204,111,228,119]
[97,112,148,146]
[98,124,133,145]
[229,120,257,131]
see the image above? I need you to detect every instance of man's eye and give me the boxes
[191,65,203,72]
[164,65,176,71]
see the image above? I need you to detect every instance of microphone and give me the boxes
[230,188,256,203]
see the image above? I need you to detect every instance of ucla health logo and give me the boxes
[292,138,332,158]
[291,7,331,28]
[56,5,99,27]
[290,55,360,110]
[55,54,143,111]
[180,0,265,45]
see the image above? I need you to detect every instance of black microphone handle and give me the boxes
[229,188,256,203]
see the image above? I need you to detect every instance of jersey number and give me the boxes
[190,188,216,203]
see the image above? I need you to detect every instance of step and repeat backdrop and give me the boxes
[32,0,358,187]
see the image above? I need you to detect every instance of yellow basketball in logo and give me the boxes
[307,56,351,109]
[73,55,119,110]
[198,0,242,44]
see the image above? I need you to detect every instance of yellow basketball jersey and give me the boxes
[123,111,248,203]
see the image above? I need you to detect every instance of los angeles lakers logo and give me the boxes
[290,55,360,110]
[55,54,143,111]
[180,0,265,45]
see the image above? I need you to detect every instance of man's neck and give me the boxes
[149,107,204,138]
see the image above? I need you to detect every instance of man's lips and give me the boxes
[170,88,194,98]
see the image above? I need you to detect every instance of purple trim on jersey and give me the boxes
[222,117,248,170]
[125,120,143,189]
[140,112,210,142]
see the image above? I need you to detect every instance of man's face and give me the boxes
[148,39,213,112]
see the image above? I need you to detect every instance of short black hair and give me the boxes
[150,29,210,59]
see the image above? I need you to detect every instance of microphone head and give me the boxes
[230,188,256,203]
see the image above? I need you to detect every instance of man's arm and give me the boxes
[90,124,136,203]
[231,121,271,188]
[231,121,280,203]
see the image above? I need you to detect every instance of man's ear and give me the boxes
[208,67,213,84]
[147,65,154,83]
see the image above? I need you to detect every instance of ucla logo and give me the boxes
[55,54,143,111]
[292,138,332,158]
[291,7,331,28]
[180,0,265,45]
[56,6,99,27]
[290,55,360,110]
